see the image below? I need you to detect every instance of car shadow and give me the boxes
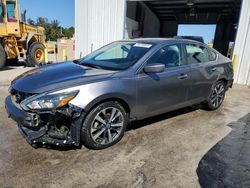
[32,143,82,151]
[127,105,201,131]
[0,61,26,71]
[197,113,250,188]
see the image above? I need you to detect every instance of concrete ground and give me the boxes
[0,64,250,188]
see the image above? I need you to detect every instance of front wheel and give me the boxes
[81,101,128,150]
[204,81,226,110]
[26,42,45,67]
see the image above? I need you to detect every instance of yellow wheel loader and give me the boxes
[0,0,46,68]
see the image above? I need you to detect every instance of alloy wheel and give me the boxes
[90,107,124,145]
[210,83,225,108]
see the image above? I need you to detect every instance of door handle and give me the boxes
[177,74,188,80]
[211,67,217,72]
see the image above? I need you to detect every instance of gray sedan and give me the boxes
[5,38,234,149]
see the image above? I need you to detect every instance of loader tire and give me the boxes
[0,44,6,69]
[26,42,45,67]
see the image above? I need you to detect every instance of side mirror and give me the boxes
[143,63,165,73]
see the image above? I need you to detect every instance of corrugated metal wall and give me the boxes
[75,0,126,59]
[233,0,250,85]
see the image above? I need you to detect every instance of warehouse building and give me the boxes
[75,0,250,85]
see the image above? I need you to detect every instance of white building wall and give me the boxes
[75,0,126,58]
[124,17,139,39]
[233,0,250,85]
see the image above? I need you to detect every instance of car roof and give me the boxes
[119,37,205,46]
[174,36,204,43]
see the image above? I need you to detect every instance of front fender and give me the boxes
[82,92,133,113]
[59,79,136,116]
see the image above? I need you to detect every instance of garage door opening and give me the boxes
[178,24,216,44]
[125,0,241,57]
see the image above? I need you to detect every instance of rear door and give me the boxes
[184,43,218,102]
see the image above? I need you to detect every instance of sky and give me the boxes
[178,24,216,44]
[19,0,74,28]
[17,1,216,42]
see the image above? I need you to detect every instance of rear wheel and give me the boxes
[26,42,45,67]
[0,44,6,69]
[204,81,226,110]
[81,101,128,150]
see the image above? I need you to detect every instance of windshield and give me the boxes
[80,42,154,70]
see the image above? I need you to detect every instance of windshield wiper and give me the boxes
[81,62,102,69]
[73,60,100,69]
[73,59,80,64]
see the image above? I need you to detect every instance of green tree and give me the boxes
[26,17,74,41]
[63,27,75,39]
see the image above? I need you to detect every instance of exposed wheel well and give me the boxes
[218,78,227,84]
[218,78,228,88]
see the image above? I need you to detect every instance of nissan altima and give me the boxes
[5,38,233,149]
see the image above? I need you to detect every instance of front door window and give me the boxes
[147,44,184,68]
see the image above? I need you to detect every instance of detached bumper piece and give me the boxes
[5,95,82,147]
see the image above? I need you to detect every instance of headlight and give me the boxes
[21,90,79,111]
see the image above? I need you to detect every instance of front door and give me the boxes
[136,43,194,119]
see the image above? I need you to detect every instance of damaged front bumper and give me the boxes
[5,95,84,147]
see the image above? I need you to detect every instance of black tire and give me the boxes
[81,101,128,150]
[203,81,226,111]
[0,44,6,69]
[26,42,45,67]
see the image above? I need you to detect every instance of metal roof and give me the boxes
[140,0,241,23]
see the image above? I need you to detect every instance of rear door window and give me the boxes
[185,44,210,64]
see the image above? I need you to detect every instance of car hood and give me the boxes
[11,61,116,93]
